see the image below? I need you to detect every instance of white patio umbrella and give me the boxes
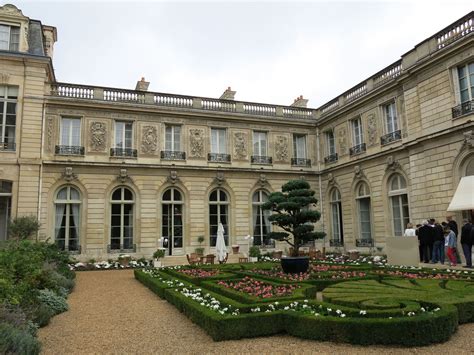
[216,222,228,263]
[447,176,474,211]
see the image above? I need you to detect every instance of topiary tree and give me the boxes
[262,179,325,257]
[8,215,40,241]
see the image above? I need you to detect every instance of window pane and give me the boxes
[173,126,180,151]
[0,25,9,50]
[123,188,133,201]
[163,189,171,201]
[9,27,19,51]
[173,189,182,201]
[112,189,121,200]
[115,122,124,148]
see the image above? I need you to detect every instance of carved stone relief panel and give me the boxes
[274,135,289,162]
[46,116,55,153]
[337,127,347,156]
[233,131,248,160]
[367,113,378,147]
[140,125,158,155]
[188,128,205,158]
[88,121,107,152]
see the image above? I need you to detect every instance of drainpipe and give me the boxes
[37,101,46,241]
[316,127,325,250]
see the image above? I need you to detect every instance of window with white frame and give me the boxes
[388,174,410,237]
[209,189,229,247]
[165,125,181,151]
[211,128,226,153]
[110,187,134,250]
[162,188,183,255]
[0,25,20,51]
[114,121,133,149]
[458,62,474,103]
[60,118,81,146]
[0,86,17,150]
[253,131,267,156]
[54,186,81,252]
[293,134,307,159]
[252,190,273,247]
[356,182,372,243]
[326,130,336,156]
[351,117,363,146]
[383,101,399,134]
[330,188,343,245]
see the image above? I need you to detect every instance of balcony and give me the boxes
[329,239,344,247]
[324,153,338,164]
[55,145,84,156]
[251,155,272,164]
[349,143,366,157]
[110,148,137,158]
[0,141,15,151]
[452,100,474,118]
[161,150,186,160]
[356,239,374,247]
[380,130,402,145]
[208,153,231,163]
[291,158,311,167]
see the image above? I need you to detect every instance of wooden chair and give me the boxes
[218,252,229,264]
[205,254,215,265]
[186,253,200,265]
[239,257,249,263]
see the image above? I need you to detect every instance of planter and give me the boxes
[249,256,258,262]
[348,250,360,260]
[153,259,162,268]
[118,255,131,267]
[272,250,283,259]
[232,245,240,254]
[281,256,310,274]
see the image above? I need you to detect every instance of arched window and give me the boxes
[162,188,183,255]
[252,190,273,247]
[356,182,372,246]
[110,187,134,250]
[466,157,474,176]
[330,188,343,246]
[388,174,409,237]
[0,180,12,242]
[55,186,81,252]
[209,189,229,247]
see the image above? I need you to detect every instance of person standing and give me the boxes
[445,225,458,267]
[431,220,445,264]
[418,220,434,263]
[447,215,458,237]
[460,219,472,268]
[404,223,416,237]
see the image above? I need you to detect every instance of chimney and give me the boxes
[219,86,236,100]
[135,77,150,91]
[290,95,308,108]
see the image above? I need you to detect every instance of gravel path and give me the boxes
[39,270,474,354]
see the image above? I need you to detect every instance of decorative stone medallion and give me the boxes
[141,126,158,154]
[275,135,289,162]
[233,132,248,160]
[189,129,204,158]
[89,121,107,152]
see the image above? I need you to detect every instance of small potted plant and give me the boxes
[153,248,166,268]
[195,235,205,256]
[118,254,131,267]
[249,246,261,262]
[232,244,240,254]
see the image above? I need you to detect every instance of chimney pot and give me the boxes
[135,77,150,91]
[290,95,308,108]
[219,87,236,100]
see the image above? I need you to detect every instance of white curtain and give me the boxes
[55,203,64,239]
[71,203,80,242]
[252,205,259,244]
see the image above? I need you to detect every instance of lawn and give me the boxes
[135,256,474,346]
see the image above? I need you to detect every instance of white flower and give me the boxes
[336,309,342,314]
[359,310,367,315]
[340,314,346,317]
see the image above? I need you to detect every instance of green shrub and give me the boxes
[37,289,68,315]
[8,215,40,240]
[31,303,54,327]
[0,322,41,355]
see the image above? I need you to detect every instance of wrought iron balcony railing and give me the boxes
[0,141,16,151]
[324,153,338,164]
[161,150,186,160]
[452,100,474,118]
[110,148,137,158]
[356,239,374,247]
[329,239,344,247]
[291,158,311,167]
[349,143,366,157]
[251,155,273,164]
[380,130,402,145]
[55,145,84,155]
[208,153,231,163]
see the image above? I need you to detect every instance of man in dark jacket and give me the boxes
[418,220,435,263]
[447,215,458,237]
[431,219,445,264]
[461,219,472,268]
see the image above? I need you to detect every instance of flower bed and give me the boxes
[177,268,220,278]
[217,276,299,298]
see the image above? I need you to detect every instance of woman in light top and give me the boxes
[404,222,417,237]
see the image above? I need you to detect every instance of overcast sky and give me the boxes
[11,0,474,107]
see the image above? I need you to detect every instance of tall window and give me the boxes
[162,188,183,255]
[115,121,133,149]
[0,86,17,150]
[330,188,343,245]
[54,186,81,252]
[389,174,410,237]
[326,130,336,156]
[383,102,398,134]
[252,190,273,247]
[209,189,229,247]
[0,181,12,241]
[0,25,20,51]
[458,62,474,103]
[293,134,307,159]
[110,187,134,250]
[356,183,372,244]
[352,118,363,146]
[60,118,81,146]
[165,125,181,151]
[211,128,226,153]
[253,131,267,156]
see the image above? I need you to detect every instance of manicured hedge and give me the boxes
[162,268,239,285]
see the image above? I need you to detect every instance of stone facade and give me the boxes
[0,5,473,259]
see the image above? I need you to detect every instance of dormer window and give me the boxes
[0,25,20,51]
